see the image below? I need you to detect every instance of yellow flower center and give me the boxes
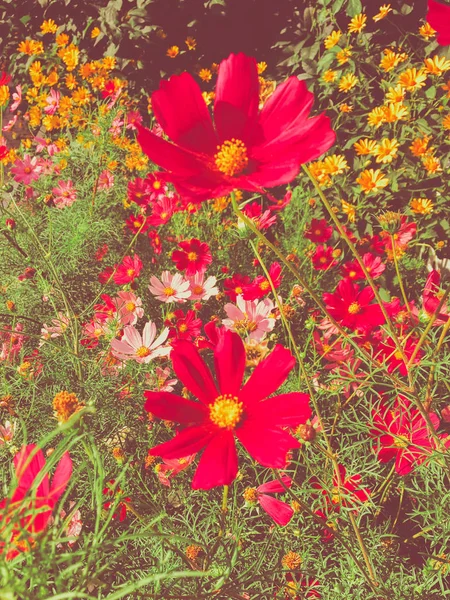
[394,350,404,360]
[243,487,258,503]
[348,301,361,314]
[259,280,270,291]
[179,323,188,333]
[164,287,175,297]
[209,394,244,429]
[394,434,409,448]
[126,268,135,277]
[125,301,136,311]
[235,286,243,294]
[193,285,204,295]
[214,139,249,177]
[136,346,151,358]
[187,252,198,261]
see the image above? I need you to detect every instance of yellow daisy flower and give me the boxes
[424,56,450,76]
[409,135,432,157]
[56,33,69,47]
[410,198,433,215]
[339,103,353,112]
[336,47,352,65]
[198,68,212,82]
[40,19,58,34]
[338,73,358,92]
[91,27,101,39]
[257,62,268,74]
[367,107,387,128]
[354,138,378,155]
[356,169,389,193]
[341,199,356,222]
[166,46,179,58]
[379,49,407,72]
[422,154,441,173]
[185,36,196,50]
[324,31,341,49]
[398,68,427,90]
[383,103,408,122]
[373,138,399,163]
[322,69,337,83]
[373,4,392,22]
[322,155,349,175]
[419,23,436,39]
[385,84,405,104]
[348,14,367,34]
[443,114,450,129]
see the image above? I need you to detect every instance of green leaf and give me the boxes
[425,86,436,99]
[333,0,345,12]
[346,0,362,17]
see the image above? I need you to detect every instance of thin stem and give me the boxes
[391,235,412,318]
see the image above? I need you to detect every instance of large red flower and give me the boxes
[144,330,311,489]
[137,53,335,202]
[427,0,450,45]
[323,278,385,332]
[0,445,72,559]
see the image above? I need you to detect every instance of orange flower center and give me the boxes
[394,434,409,448]
[164,287,175,297]
[209,394,244,429]
[126,268,135,277]
[394,350,404,360]
[348,301,361,314]
[125,301,136,311]
[214,139,249,177]
[259,280,270,291]
[136,346,151,358]
[193,285,204,295]
[187,251,198,261]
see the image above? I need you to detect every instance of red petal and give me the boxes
[240,345,296,407]
[152,73,218,154]
[247,392,311,427]
[214,330,246,396]
[144,391,207,424]
[49,452,72,502]
[171,340,218,404]
[149,425,215,459]
[258,77,314,142]
[136,124,205,176]
[191,431,238,489]
[258,494,293,526]
[214,53,259,143]
[257,475,292,494]
[427,0,450,45]
[237,424,300,468]
[12,444,49,502]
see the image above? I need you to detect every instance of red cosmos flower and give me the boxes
[422,270,449,323]
[311,245,337,271]
[427,0,450,45]
[113,254,143,285]
[313,332,354,369]
[323,278,385,332]
[125,213,152,234]
[224,273,252,301]
[98,266,114,284]
[267,190,293,211]
[149,195,176,226]
[370,397,448,475]
[0,445,72,560]
[0,145,8,160]
[375,336,423,376]
[102,480,130,521]
[137,53,335,202]
[127,177,152,206]
[172,239,212,275]
[144,330,311,489]
[243,262,282,300]
[381,217,416,253]
[304,218,333,244]
[313,464,370,510]
[341,253,385,281]
[167,309,202,341]
[244,475,294,526]
[18,267,36,281]
[95,243,109,261]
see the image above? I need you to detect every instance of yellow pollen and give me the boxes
[193,285,204,295]
[125,301,136,311]
[349,270,357,278]
[126,268,135,277]
[394,434,409,448]
[259,280,270,291]
[24,167,32,174]
[348,301,361,314]
[243,487,259,503]
[164,287,175,297]
[394,350,404,360]
[214,138,249,177]
[323,344,331,353]
[179,323,188,333]
[153,181,162,190]
[136,346,151,358]
[187,252,198,261]
[235,286,243,294]
[209,394,244,429]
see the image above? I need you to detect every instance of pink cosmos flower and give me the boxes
[341,253,385,281]
[10,154,43,185]
[3,116,17,132]
[52,180,77,208]
[113,254,143,285]
[114,291,144,326]
[10,86,22,112]
[44,89,60,115]
[149,271,192,303]
[0,323,25,362]
[0,421,15,445]
[422,270,449,324]
[40,313,70,346]
[35,137,59,156]
[126,111,143,130]
[245,475,294,526]
[188,272,219,301]
[111,321,170,363]
[242,202,277,230]
[223,296,275,341]
[59,501,83,547]
[98,169,114,190]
